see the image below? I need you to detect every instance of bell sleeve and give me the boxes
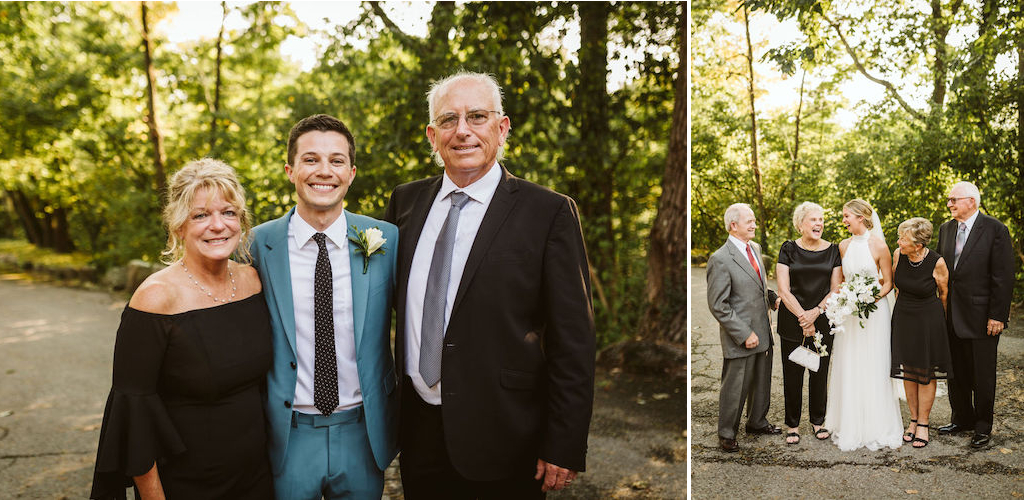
[90,308,186,500]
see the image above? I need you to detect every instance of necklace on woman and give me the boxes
[907,249,927,268]
[181,261,236,303]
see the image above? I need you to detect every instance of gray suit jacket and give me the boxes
[706,240,778,359]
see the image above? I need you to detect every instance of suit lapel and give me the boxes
[956,214,988,272]
[401,177,443,280]
[451,169,518,313]
[727,242,763,289]
[346,214,369,353]
[263,210,298,356]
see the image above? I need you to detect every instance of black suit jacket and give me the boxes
[384,167,596,481]
[937,212,1014,339]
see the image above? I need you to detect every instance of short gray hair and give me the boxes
[951,181,981,207]
[897,217,933,247]
[724,203,753,231]
[792,201,824,231]
[426,71,508,166]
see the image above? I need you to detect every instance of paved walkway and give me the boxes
[691,266,1024,499]
[0,275,684,498]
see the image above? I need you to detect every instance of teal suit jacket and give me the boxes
[250,208,399,474]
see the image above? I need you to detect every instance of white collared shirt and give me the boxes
[288,211,361,414]
[405,163,502,405]
[959,209,980,238]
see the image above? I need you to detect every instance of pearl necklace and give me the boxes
[181,261,236,303]
[906,249,927,268]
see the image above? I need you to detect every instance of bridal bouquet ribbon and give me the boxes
[824,270,881,334]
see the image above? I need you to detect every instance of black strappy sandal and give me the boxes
[785,431,800,445]
[813,426,831,440]
[903,419,917,443]
[912,423,929,448]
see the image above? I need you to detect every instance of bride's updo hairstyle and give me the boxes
[843,199,874,229]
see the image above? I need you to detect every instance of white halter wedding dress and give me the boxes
[823,230,904,451]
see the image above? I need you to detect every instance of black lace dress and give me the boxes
[90,293,273,499]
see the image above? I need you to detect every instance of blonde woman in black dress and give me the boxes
[91,159,273,499]
[891,217,951,448]
[776,202,843,445]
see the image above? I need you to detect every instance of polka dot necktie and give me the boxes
[419,191,471,388]
[312,233,338,416]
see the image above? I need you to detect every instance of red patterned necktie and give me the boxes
[746,244,762,282]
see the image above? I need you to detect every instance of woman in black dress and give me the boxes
[91,159,273,499]
[891,217,950,448]
[776,202,843,445]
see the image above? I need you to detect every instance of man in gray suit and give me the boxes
[706,203,781,452]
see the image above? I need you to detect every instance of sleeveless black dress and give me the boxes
[891,251,951,384]
[90,293,274,500]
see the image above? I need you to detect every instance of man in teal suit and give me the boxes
[250,114,399,499]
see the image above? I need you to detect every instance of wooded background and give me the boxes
[0,1,686,348]
[692,0,1023,299]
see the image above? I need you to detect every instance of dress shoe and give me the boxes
[719,437,739,453]
[937,423,974,435]
[970,433,991,449]
[745,424,782,435]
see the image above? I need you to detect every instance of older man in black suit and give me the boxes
[384,71,595,499]
[936,181,1014,449]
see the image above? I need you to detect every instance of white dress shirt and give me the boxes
[405,163,502,405]
[959,209,980,238]
[288,211,361,414]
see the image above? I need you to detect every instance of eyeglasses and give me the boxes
[432,110,502,130]
[946,196,971,204]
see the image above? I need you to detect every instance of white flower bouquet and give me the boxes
[824,270,881,334]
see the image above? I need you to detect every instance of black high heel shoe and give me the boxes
[903,419,917,443]
[912,423,929,448]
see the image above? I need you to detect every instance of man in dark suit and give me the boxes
[705,203,781,453]
[384,72,596,498]
[936,181,1013,449]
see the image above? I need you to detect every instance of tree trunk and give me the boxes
[209,1,226,154]
[7,188,43,246]
[637,4,687,344]
[575,2,614,306]
[743,6,768,254]
[141,1,167,198]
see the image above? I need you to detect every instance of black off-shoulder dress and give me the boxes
[90,293,273,500]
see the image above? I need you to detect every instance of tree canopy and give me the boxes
[0,1,685,347]
[692,0,1023,299]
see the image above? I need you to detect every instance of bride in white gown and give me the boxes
[824,199,904,451]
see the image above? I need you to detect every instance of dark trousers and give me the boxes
[398,379,545,500]
[780,337,831,429]
[947,332,999,434]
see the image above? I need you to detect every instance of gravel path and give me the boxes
[691,266,1024,499]
[0,274,685,499]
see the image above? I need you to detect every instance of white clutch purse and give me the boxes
[788,337,820,372]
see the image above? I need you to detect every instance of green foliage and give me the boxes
[694,0,1023,298]
[0,1,680,347]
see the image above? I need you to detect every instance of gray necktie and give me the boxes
[954,222,967,269]
[420,191,471,387]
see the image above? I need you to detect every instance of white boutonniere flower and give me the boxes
[349,225,387,274]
